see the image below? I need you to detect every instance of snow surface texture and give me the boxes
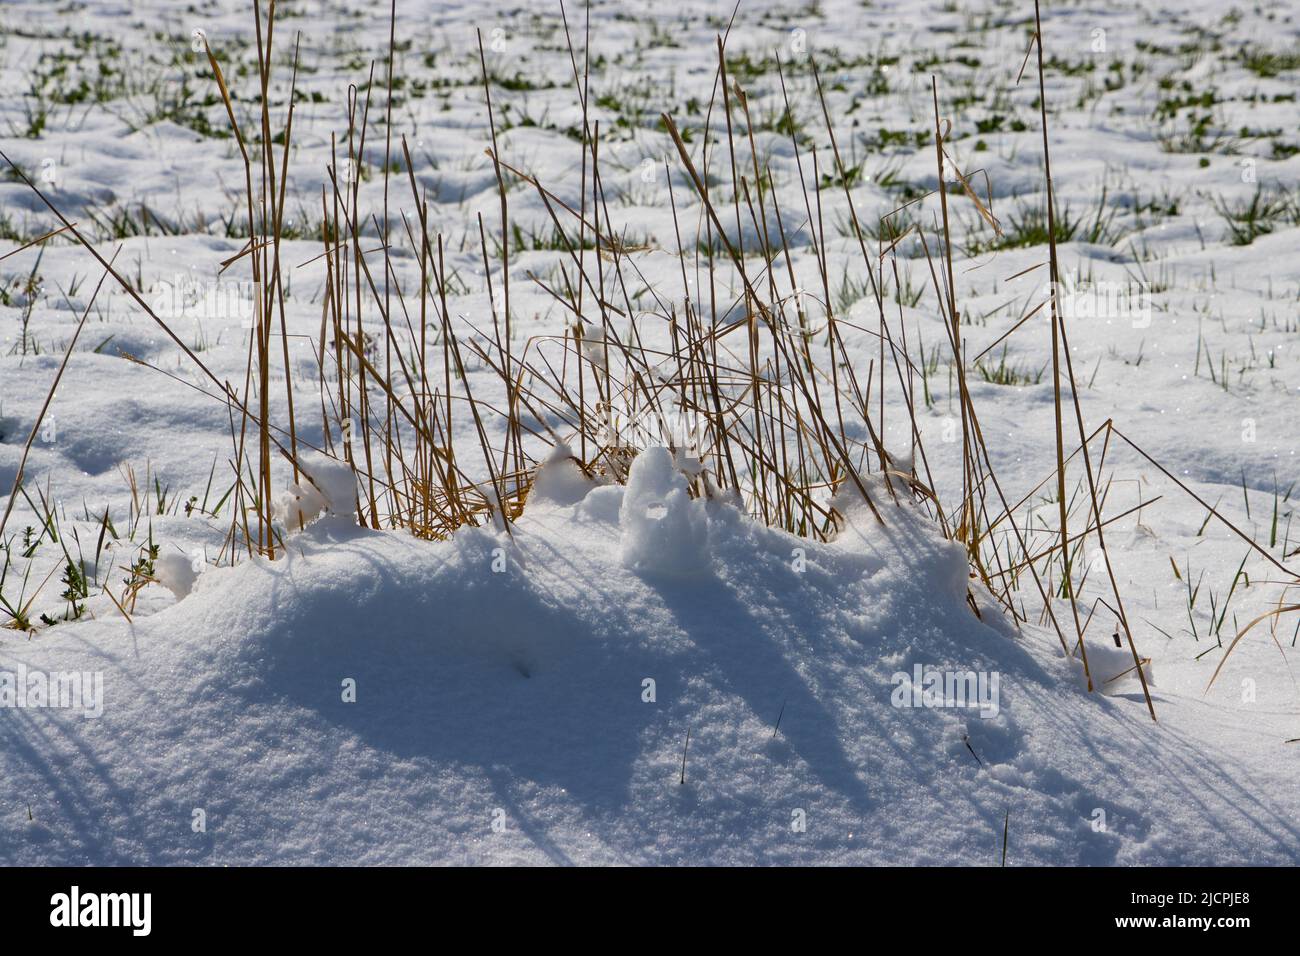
[2,472,1295,865]
[1,0,1299,864]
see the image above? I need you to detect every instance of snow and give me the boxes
[529,443,595,507]
[0,473,1292,865]
[619,446,710,576]
[1,0,1299,865]
[273,452,359,528]
[152,551,199,601]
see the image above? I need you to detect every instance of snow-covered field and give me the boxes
[0,0,1298,865]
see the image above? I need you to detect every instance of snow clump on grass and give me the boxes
[619,446,710,576]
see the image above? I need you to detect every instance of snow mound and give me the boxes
[272,453,358,528]
[619,446,710,576]
[0,454,1295,864]
[153,551,200,601]
[528,443,596,507]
